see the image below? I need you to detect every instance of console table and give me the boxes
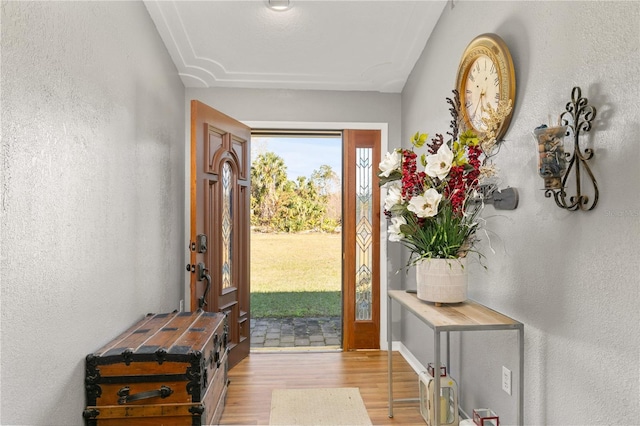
[387,290,524,425]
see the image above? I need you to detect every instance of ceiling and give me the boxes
[143,1,447,93]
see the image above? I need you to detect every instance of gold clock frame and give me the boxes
[455,33,516,140]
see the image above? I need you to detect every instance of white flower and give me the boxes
[379,150,402,178]
[384,181,402,211]
[407,188,442,218]
[388,216,406,242]
[425,143,453,180]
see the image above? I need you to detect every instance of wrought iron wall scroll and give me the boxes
[546,86,599,211]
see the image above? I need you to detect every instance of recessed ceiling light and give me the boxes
[267,0,291,11]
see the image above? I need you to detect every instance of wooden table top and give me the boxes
[388,290,522,331]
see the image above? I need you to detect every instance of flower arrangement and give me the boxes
[379,91,512,266]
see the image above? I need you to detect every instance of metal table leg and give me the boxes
[446,331,451,375]
[388,295,393,418]
[518,326,524,425]
[434,329,440,426]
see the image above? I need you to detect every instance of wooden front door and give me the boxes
[190,100,250,369]
[342,129,381,350]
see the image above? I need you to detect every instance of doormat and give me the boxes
[269,387,372,425]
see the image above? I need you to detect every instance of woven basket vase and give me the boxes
[416,257,468,304]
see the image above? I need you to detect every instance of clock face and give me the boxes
[464,55,500,131]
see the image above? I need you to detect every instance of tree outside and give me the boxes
[251,152,340,233]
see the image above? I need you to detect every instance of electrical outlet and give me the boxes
[502,366,512,395]
[179,299,184,312]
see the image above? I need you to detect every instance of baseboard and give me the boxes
[396,342,427,374]
[388,340,426,374]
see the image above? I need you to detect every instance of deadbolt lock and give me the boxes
[196,234,207,253]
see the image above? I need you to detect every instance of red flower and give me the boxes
[401,151,426,199]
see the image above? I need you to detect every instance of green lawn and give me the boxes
[250,232,342,318]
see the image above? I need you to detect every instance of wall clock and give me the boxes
[455,33,516,140]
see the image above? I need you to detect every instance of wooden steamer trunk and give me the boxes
[83,310,229,425]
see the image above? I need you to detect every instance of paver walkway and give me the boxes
[250,317,342,349]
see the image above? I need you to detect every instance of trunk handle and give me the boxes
[117,385,173,404]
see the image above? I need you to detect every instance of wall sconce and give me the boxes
[534,86,598,211]
[470,184,519,210]
[478,185,519,210]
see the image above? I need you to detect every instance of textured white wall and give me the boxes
[185,87,402,138]
[400,1,640,423]
[1,2,185,424]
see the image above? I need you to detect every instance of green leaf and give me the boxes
[378,170,402,186]
[460,130,479,147]
[398,224,413,234]
[411,132,429,148]
[389,204,406,215]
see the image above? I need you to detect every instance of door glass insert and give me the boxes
[222,161,233,289]
[355,147,373,321]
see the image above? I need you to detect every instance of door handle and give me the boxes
[197,263,211,308]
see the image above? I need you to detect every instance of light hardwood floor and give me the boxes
[219,350,425,425]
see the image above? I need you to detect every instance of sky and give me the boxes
[252,136,342,181]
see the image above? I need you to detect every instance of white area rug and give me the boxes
[269,387,373,426]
